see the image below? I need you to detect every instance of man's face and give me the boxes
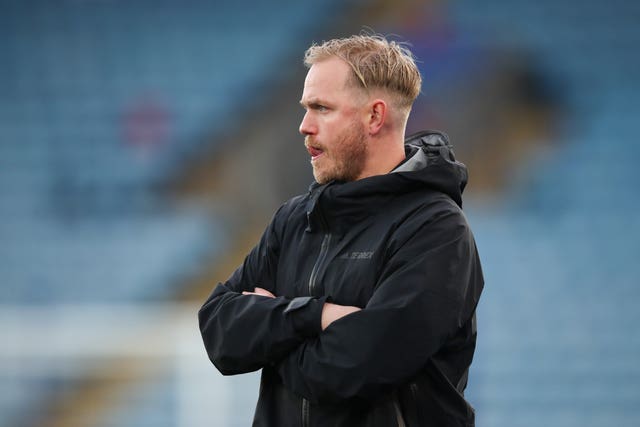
[299,57,368,184]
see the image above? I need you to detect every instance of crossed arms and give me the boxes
[198,203,481,403]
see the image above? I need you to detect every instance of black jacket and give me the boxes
[199,130,484,426]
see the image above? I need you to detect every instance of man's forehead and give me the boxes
[301,59,353,102]
[304,58,351,88]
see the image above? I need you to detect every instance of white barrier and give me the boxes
[0,303,260,427]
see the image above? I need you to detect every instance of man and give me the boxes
[199,34,484,426]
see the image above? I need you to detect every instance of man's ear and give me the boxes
[367,99,387,135]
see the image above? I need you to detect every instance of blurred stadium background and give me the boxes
[1,0,639,426]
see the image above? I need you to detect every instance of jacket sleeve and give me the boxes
[198,203,327,375]
[275,205,484,402]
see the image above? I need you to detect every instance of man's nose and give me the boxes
[299,112,316,136]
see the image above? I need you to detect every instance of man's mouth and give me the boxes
[306,145,324,161]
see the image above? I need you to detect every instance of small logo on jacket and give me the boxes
[339,251,374,260]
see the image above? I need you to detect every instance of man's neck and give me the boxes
[357,137,406,180]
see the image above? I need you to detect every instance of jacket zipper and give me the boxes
[306,186,331,297]
[308,233,331,296]
[303,190,328,425]
[301,397,310,427]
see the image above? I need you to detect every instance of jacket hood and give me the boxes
[310,130,468,203]
[395,130,468,207]
[305,130,468,231]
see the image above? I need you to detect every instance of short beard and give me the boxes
[311,121,368,184]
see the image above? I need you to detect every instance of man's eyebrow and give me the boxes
[300,98,327,108]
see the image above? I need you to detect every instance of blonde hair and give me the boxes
[304,34,422,110]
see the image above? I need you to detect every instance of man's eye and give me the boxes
[316,105,328,112]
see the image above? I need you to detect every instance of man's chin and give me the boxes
[314,174,330,185]
[312,168,332,185]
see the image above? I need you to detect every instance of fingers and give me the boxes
[254,287,275,297]
[242,287,276,298]
[321,302,362,330]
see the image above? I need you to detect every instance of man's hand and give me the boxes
[321,302,361,331]
[242,287,276,298]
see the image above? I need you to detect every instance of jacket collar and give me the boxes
[304,130,468,233]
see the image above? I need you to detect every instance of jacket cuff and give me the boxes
[284,296,328,337]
